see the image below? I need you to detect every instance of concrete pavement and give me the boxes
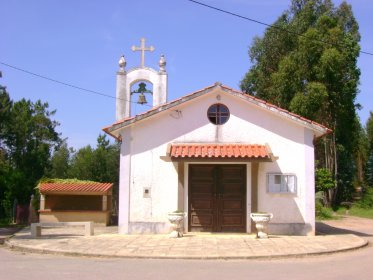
[3,218,369,259]
[0,227,22,245]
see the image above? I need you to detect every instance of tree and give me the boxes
[47,139,73,179]
[366,112,373,150]
[316,168,335,206]
[240,0,361,205]
[67,135,120,213]
[365,113,373,186]
[68,145,95,180]
[68,134,119,183]
[366,152,373,187]
[0,86,12,218]
[1,98,61,207]
[92,134,119,183]
[0,85,12,136]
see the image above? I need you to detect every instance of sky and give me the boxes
[1,0,372,149]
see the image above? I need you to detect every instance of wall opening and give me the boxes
[130,81,153,116]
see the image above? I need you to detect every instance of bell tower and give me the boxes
[115,38,168,120]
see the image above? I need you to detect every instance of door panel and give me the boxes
[218,166,246,232]
[189,165,215,232]
[189,165,246,232]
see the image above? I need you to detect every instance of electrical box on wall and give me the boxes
[143,187,151,198]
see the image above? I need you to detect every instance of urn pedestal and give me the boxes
[168,212,185,238]
[250,212,273,238]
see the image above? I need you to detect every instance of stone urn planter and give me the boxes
[250,212,273,238]
[168,212,186,238]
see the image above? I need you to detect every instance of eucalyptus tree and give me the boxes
[240,0,361,205]
[365,112,373,186]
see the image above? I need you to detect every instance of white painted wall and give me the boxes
[117,87,316,235]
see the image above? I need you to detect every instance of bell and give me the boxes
[137,93,147,105]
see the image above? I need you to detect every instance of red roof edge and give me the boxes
[102,126,122,141]
[169,143,271,159]
[38,182,114,194]
[103,82,332,138]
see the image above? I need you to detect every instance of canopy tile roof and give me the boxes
[169,143,271,160]
[39,182,113,194]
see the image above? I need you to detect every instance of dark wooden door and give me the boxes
[189,165,246,232]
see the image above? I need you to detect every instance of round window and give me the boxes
[207,103,230,125]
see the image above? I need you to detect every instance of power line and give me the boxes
[186,0,373,57]
[0,61,153,108]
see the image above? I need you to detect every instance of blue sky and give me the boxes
[1,0,372,149]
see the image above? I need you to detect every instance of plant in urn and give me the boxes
[250,212,273,238]
[168,211,185,238]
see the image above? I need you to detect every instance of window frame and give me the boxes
[207,103,230,125]
[266,173,297,194]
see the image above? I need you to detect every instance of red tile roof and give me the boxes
[169,143,270,159]
[39,182,113,194]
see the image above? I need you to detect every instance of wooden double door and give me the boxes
[188,164,246,232]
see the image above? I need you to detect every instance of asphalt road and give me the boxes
[1,217,372,280]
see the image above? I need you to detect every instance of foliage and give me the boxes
[347,207,373,219]
[366,111,373,150]
[0,85,12,137]
[0,89,61,218]
[316,168,335,206]
[336,206,373,219]
[0,82,119,220]
[353,121,369,187]
[365,113,373,187]
[47,134,120,213]
[36,178,98,187]
[316,168,335,192]
[47,140,73,179]
[240,0,361,206]
[47,134,119,183]
[355,188,373,209]
[3,99,60,203]
[366,152,373,187]
[0,86,13,218]
[65,134,119,184]
[315,200,334,220]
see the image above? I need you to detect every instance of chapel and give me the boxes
[103,38,330,235]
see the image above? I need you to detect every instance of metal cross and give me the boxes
[131,38,155,68]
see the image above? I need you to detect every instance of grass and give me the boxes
[0,218,18,228]
[315,202,336,220]
[336,206,373,219]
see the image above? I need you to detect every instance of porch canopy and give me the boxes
[167,143,275,162]
[38,181,113,225]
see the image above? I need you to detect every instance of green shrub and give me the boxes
[315,201,334,220]
[356,188,373,208]
[315,168,335,192]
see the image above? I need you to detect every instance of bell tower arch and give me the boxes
[115,38,167,120]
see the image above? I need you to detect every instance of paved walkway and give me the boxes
[3,216,370,259]
[0,227,22,245]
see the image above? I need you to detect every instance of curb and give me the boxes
[5,238,369,260]
[0,230,22,245]
[0,234,16,245]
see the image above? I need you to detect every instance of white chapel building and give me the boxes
[103,39,330,236]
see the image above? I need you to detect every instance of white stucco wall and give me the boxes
[117,87,316,235]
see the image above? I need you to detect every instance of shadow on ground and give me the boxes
[316,221,373,237]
